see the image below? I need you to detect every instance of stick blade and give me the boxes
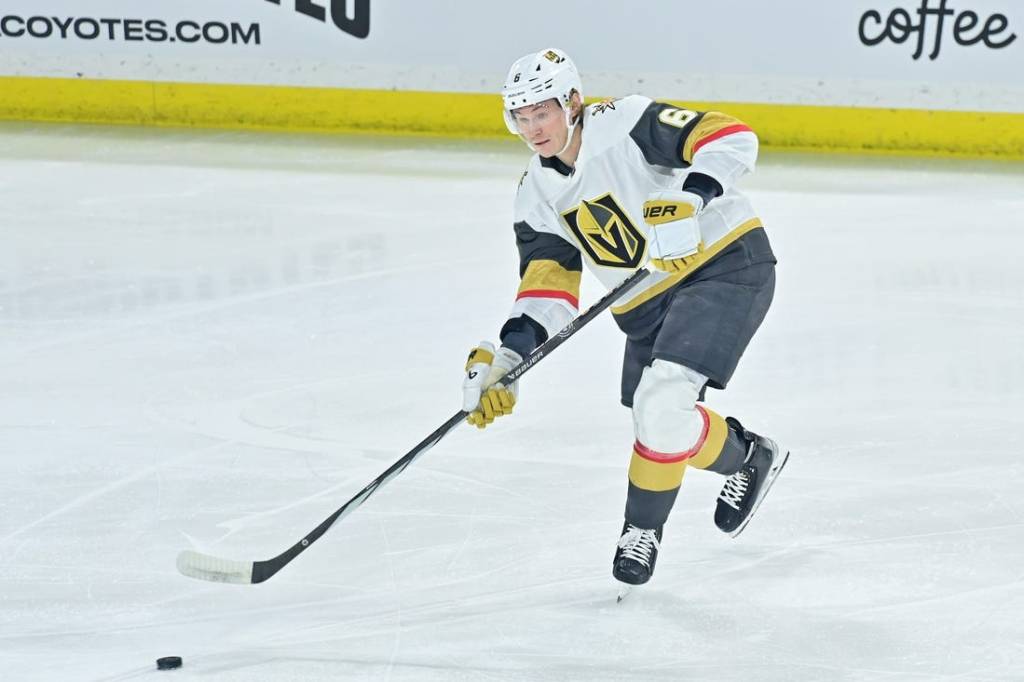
[176,549,255,584]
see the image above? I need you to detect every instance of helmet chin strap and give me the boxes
[555,112,579,157]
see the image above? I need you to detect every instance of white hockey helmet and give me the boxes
[501,48,583,135]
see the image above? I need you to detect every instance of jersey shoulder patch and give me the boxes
[581,94,652,157]
[587,94,651,121]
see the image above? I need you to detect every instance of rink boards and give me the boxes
[2,76,1023,159]
[0,1,1021,158]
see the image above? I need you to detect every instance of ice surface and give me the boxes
[2,123,1023,681]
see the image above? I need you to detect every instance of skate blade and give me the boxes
[616,585,633,602]
[731,446,790,539]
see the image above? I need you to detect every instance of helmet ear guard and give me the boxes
[501,48,583,135]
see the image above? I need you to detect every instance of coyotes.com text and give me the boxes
[0,16,260,46]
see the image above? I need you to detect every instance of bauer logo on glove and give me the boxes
[643,189,705,272]
[462,341,523,429]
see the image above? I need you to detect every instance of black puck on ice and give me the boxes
[156,656,183,670]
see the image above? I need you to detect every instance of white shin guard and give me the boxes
[632,359,708,455]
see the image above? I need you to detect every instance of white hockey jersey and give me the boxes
[502,95,770,351]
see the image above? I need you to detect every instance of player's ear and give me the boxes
[570,91,583,120]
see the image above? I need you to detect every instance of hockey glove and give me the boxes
[643,190,705,272]
[462,341,522,429]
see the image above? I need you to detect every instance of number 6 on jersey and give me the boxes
[657,107,698,129]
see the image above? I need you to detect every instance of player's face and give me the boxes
[511,99,567,156]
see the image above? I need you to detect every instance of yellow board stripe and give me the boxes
[612,218,764,315]
[518,259,582,299]
[688,407,730,471]
[0,77,503,138]
[1,76,1023,158]
[628,450,687,492]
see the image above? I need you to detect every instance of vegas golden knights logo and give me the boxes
[562,193,645,268]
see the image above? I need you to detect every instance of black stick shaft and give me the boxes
[247,268,650,583]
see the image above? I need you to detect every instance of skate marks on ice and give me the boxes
[4,127,1024,679]
[95,569,701,680]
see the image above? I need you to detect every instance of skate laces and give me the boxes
[719,469,750,510]
[617,525,660,567]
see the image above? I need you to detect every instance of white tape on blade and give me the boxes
[176,550,254,584]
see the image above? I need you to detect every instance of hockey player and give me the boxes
[461,48,788,588]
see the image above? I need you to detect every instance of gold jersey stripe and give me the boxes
[612,218,764,315]
[518,259,582,299]
[682,112,751,163]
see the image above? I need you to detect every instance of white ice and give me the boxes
[2,123,1023,681]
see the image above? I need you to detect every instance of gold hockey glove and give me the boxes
[462,342,522,429]
[643,190,705,272]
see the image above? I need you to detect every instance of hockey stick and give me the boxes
[177,267,651,585]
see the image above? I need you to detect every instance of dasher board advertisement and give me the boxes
[0,1,1020,112]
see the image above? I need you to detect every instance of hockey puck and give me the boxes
[156,656,182,670]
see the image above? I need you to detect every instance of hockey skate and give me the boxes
[715,418,789,537]
[612,522,662,587]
